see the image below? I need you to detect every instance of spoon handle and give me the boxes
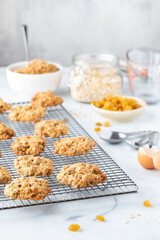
[125,130,151,137]
[22,24,30,61]
[148,132,159,148]
[134,134,151,147]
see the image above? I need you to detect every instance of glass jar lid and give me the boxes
[72,53,119,69]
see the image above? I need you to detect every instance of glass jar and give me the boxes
[69,53,122,102]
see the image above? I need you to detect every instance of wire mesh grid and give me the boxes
[0,102,138,210]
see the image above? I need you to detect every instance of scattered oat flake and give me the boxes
[94,127,101,132]
[129,214,135,219]
[96,215,105,222]
[63,118,69,123]
[70,111,80,118]
[124,220,129,224]
[104,121,110,127]
[143,200,151,207]
[137,213,141,216]
[68,224,80,232]
[95,122,102,126]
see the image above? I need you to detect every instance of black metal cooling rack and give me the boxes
[0,102,138,210]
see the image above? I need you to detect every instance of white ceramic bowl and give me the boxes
[6,61,62,95]
[91,96,146,122]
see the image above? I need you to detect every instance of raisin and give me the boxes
[68,224,80,231]
[96,215,105,222]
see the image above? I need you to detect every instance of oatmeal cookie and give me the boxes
[9,105,46,123]
[0,98,11,114]
[0,122,16,140]
[54,136,96,156]
[31,90,63,107]
[0,166,12,184]
[11,135,46,156]
[4,177,51,201]
[57,163,107,188]
[14,156,54,176]
[35,119,68,138]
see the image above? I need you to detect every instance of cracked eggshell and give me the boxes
[137,146,158,169]
[153,151,160,170]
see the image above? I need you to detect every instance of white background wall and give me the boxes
[0,0,160,66]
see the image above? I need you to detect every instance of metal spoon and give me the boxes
[21,24,30,61]
[148,131,160,148]
[126,133,151,149]
[126,131,159,149]
[98,130,152,144]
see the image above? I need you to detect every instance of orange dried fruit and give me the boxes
[143,200,151,207]
[96,215,105,222]
[95,122,102,126]
[68,224,80,231]
[91,94,141,111]
[104,121,110,127]
[94,127,101,132]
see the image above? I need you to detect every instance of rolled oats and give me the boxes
[70,67,121,102]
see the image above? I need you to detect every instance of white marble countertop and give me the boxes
[0,67,160,240]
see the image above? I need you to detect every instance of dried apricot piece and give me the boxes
[95,122,102,126]
[94,127,101,132]
[68,224,80,231]
[92,94,141,111]
[96,215,105,222]
[103,121,110,127]
[143,200,151,207]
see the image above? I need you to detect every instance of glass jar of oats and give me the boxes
[69,53,122,102]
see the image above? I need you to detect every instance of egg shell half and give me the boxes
[153,151,160,170]
[137,147,157,169]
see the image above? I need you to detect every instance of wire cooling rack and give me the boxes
[0,102,138,210]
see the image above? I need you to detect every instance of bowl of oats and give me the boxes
[6,59,62,95]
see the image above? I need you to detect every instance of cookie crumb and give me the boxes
[124,220,129,224]
[129,214,135,219]
[137,213,141,216]
[63,118,69,123]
